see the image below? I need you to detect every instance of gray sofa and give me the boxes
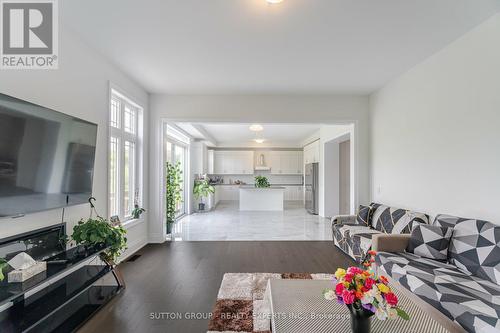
[332,202,429,263]
[374,214,500,333]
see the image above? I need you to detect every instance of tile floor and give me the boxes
[171,201,333,241]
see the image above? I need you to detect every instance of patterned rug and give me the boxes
[207,273,335,333]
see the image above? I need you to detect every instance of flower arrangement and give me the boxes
[323,251,409,322]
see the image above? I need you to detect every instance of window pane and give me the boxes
[165,141,172,164]
[109,136,120,217]
[124,106,136,134]
[110,99,120,128]
[124,140,135,217]
[174,145,185,216]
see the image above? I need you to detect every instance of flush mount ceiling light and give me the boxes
[254,138,265,144]
[249,124,264,132]
[266,0,283,3]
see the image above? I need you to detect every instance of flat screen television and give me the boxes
[0,93,98,218]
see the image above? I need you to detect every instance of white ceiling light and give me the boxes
[249,124,264,132]
[266,0,283,3]
[254,138,265,144]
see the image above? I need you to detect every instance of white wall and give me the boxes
[319,125,353,217]
[370,13,500,223]
[150,94,369,234]
[0,25,150,259]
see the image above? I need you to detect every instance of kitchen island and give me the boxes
[239,185,285,211]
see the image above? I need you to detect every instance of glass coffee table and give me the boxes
[264,279,458,333]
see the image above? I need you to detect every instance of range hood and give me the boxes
[255,154,271,171]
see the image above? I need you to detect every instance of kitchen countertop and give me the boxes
[239,185,285,190]
[212,184,303,186]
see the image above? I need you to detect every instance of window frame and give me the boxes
[108,89,143,222]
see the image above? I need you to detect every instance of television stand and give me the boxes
[0,245,124,333]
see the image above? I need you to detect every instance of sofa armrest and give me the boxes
[331,215,357,225]
[372,234,411,253]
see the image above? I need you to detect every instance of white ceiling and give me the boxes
[175,123,323,147]
[62,0,500,94]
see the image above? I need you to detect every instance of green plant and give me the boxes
[193,178,215,204]
[72,217,127,263]
[0,258,7,282]
[255,175,270,188]
[166,161,183,230]
[132,205,146,219]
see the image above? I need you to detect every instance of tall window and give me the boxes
[164,124,188,218]
[109,91,142,220]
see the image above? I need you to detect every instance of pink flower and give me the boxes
[385,292,398,306]
[335,283,345,295]
[344,273,354,283]
[364,278,375,290]
[342,290,356,305]
[347,267,363,275]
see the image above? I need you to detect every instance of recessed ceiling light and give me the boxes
[249,124,264,132]
[254,138,265,144]
[267,0,283,3]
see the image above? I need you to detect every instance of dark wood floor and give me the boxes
[79,241,353,333]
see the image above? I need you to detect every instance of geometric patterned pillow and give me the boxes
[369,203,429,234]
[449,218,500,284]
[407,224,453,261]
[432,214,465,228]
[356,205,372,226]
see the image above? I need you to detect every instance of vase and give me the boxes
[347,304,374,333]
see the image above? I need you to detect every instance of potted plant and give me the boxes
[71,217,127,264]
[323,251,409,333]
[193,177,215,211]
[0,258,8,282]
[132,205,146,219]
[166,161,183,234]
[254,175,270,188]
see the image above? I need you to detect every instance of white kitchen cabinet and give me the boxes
[217,185,240,200]
[214,151,254,175]
[283,185,304,201]
[303,141,320,165]
[269,151,303,175]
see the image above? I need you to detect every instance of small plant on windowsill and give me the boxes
[166,161,183,234]
[193,176,215,212]
[71,217,127,264]
[132,205,146,219]
[255,175,270,188]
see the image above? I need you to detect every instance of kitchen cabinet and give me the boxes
[283,185,304,201]
[216,185,240,201]
[269,151,303,175]
[214,151,254,175]
[303,141,320,165]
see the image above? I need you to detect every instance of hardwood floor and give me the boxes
[79,241,353,333]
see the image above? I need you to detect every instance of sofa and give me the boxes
[332,203,429,263]
[374,214,500,333]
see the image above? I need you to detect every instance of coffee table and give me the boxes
[264,279,451,333]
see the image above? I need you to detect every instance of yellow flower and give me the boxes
[335,268,346,280]
[377,283,390,293]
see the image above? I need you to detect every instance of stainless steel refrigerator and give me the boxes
[305,162,319,215]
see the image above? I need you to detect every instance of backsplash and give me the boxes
[210,172,303,185]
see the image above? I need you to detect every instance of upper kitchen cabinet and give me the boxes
[269,151,303,175]
[214,151,254,175]
[303,140,320,165]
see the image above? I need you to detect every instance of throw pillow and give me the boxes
[356,205,372,226]
[449,218,500,284]
[407,224,453,261]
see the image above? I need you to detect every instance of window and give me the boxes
[109,91,142,221]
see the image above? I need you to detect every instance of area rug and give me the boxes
[207,272,335,333]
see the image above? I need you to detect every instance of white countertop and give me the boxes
[239,185,285,190]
